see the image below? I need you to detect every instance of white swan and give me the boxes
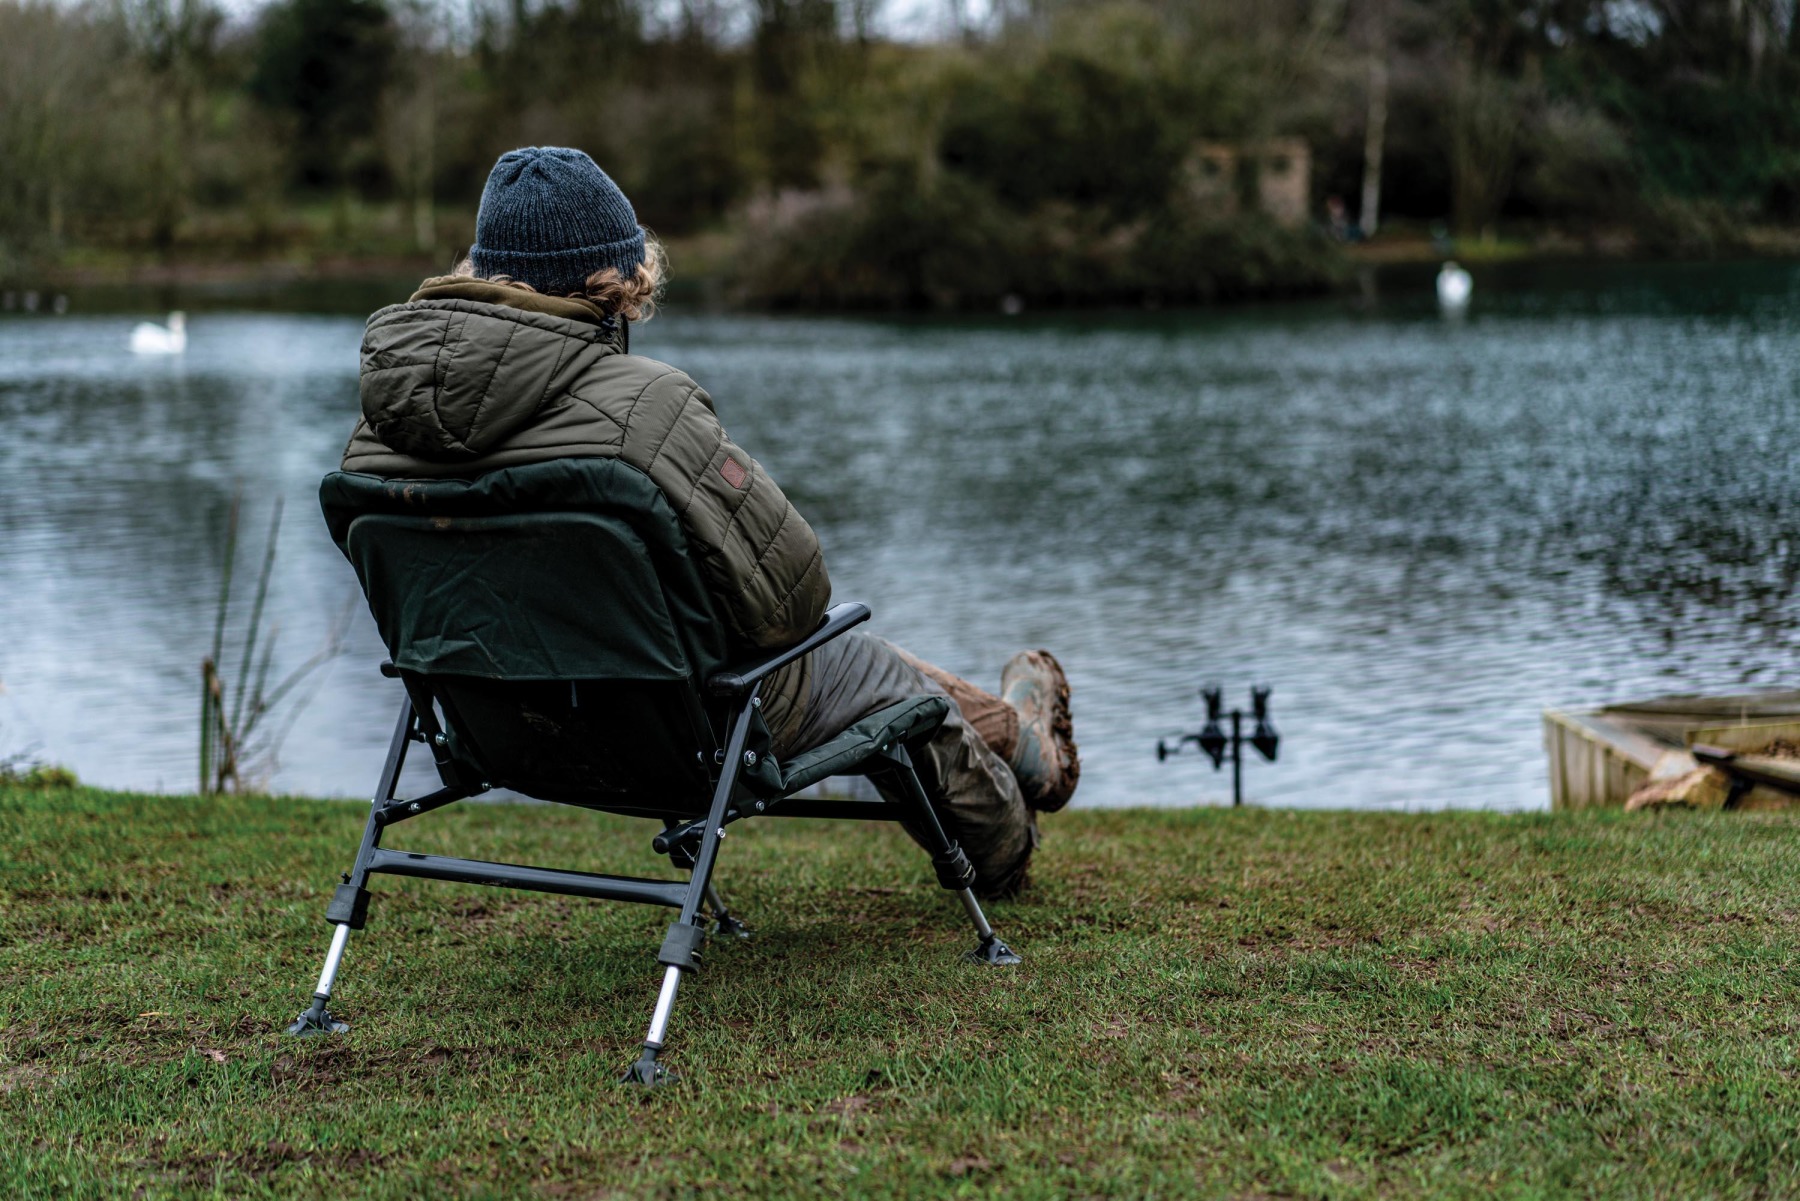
[130,311,187,355]
[1436,261,1472,311]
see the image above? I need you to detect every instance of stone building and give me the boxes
[1181,138,1312,226]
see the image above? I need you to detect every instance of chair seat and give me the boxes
[775,696,950,795]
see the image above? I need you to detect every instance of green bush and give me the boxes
[734,168,1345,310]
[733,167,1024,309]
[938,44,1188,221]
[1517,101,1639,223]
[1623,78,1800,214]
[0,760,79,790]
[1126,211,1350,304]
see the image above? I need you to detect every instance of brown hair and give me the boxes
[454,235,666,321]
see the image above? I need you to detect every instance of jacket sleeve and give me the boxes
[619,368,831,649]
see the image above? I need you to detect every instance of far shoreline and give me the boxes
[16,223,1800,313]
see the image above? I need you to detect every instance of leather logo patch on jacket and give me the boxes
[719,457,748,489]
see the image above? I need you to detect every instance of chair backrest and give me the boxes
[321,458,736,813]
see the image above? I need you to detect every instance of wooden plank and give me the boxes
[1543,708,1678,811]
[1681,718,1800,753]
[1544,693,1800,810]
[1603,690,1800,721]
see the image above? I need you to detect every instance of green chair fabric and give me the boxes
[775,696,951,795]
[322,459,737,810]
[346,512,691,682]
[318,457,950,813]
[322,458,730,685]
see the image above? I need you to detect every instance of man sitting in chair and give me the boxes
[338,146,1079,896]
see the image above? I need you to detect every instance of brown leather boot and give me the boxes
[1001,650,1080,812]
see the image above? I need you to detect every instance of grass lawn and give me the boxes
[3,785,1799,1199]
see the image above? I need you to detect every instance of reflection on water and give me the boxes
[3,261,1798,809]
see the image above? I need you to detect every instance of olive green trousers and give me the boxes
[774,632,1039,897]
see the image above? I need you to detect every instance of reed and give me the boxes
[198,491,347,794]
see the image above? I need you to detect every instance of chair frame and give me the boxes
[285,602,1018,1085]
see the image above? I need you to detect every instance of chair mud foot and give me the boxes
[713,911,752,940]
[954,887,1019,965]
[703,882,750,940]
[285,993,350,1037]
[966,934,1022,966]
[620,1044,676,1087]
[288,922,355,1036]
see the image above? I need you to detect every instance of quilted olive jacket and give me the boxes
[338,277,830,744]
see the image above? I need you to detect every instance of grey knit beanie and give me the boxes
[468,147,646,295]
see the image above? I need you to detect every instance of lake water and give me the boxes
[3,261,1798,810]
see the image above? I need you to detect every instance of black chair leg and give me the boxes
[878,744,1021,966]
[659,819,750,938]
[621,688,761,1085]
[287,697,412,1036]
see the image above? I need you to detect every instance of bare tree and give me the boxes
[384,0,442,253]
[1359,0,1388,234]
[1447,53,1532,239]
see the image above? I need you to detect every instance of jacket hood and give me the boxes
[358,280,624,462]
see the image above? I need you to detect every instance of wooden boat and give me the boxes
[1543,691,1800,811]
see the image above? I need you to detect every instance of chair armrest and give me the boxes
[706,602,871,697]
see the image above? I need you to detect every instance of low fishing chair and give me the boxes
[288,458,1019,1084]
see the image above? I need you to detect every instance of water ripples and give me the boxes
[2,261,1797,809]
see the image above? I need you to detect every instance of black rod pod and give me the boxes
[1156,684,1280,806]
[1250,685,1279,761]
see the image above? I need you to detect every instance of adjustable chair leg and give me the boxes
[879,744,1021,966]
[621,965,684,1085]
[287,923,354,1036]
[622,916,713,1085]
[287,697,410,1037]
[622,688,761,1085]
[287,863,376,1037]
[622,684,763,1087]
[622,883,738,1083]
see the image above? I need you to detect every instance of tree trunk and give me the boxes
[413,58,436,254]
[1360,0,1388,236]
[1448,55,1524,239]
